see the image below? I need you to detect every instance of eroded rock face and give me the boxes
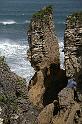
[35,12,82,124]
[28,70,45,109]
[27,6,67,109]
[27,6,59,70]
[0,57,38,124]
[38,88,82,124]
[37,103,54,124]
[64,12,82,83]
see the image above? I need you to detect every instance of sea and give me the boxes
[0,0,82,83]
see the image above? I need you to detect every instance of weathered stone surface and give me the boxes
[37,103,54,124]
[27,6,67,110]
[33,11,82,124]
[64,12,82,83]
[28,70,45,109]
[64,12,82,124]
[52,88,81,124]
[37,87,82,124]
[52,102,80,124]
[27,6,59,70]
[0,57,38,124]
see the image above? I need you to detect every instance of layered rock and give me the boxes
[27,6,59,70]
[0,57,38,124]
[64,12,82,83]
[27,6,82,124]
[27,6,67,109]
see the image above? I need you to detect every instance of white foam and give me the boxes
[0,39,35,83]
[0,19,31,25]
[0,20,16,25]
[58,41,65,70]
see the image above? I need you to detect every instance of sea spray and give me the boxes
[0,39,35,84]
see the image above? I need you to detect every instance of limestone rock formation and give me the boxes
[27,6,82,124]
[27,6,67,109]
[64,12,82,83]
[27,6,60,70]
[51,12,82,124]
[0,57,38,124]
[36,11,82,124]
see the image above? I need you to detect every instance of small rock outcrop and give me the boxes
[27,6,67,109]
[0,57,38,124]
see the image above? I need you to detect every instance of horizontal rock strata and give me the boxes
[27,6,60,69]
[64,12,82,82]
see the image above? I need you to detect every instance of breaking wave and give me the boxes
[0,19,30,25]
[58,41,65,70]
[0,20,17,25]
[0,38,35,84]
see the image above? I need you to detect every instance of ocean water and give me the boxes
[0,0,82,83]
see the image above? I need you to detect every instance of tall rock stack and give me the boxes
[27,6,67,109]
[64,12,82,84]
[28,6,59,70]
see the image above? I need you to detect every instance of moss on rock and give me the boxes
[32,5,53,19]
[67,11,82,26]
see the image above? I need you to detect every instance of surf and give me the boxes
[0,38,35,83]
[0,20,17,25]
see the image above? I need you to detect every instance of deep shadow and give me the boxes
[77,68,82,95]
[43,63,68,106]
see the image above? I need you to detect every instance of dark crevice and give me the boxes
[43,63,68,106]
[53,100,60,116]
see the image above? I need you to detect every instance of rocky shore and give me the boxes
[0,6,82,124]
[0,57,38,124]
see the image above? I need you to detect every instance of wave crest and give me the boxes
[0,20,16,25]
[0,19,30,25]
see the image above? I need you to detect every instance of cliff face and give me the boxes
[64,12,82,82]
[27,6,67,109]
[0,57,38,124]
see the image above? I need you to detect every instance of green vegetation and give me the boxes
[16,78,25,86]
[0,94,7,103]
[68,11,82,25]
[0,94,18,112]
[0,56,5,64]
[33,5,53,19]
